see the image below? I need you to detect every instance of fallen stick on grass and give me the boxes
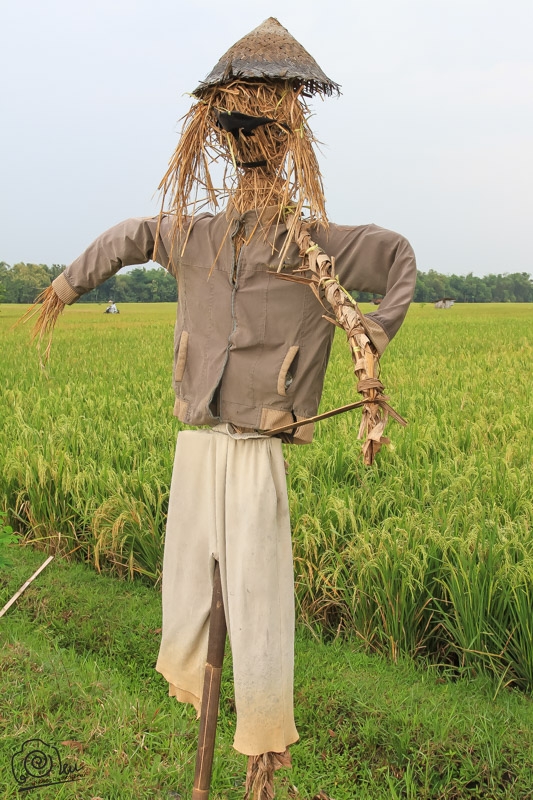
[0,555,54,618]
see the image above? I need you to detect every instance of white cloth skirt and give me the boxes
[155,427,299,756]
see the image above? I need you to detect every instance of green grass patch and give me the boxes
[2,545,533,799]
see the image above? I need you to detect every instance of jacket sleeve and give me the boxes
[314,223,417,355]
[51,216,173,304]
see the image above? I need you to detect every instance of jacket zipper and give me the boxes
[231,219,245,286]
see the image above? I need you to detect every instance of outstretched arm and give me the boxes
[52,215,172,304]
[26,215,173,360]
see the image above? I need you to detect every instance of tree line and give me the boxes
[1,262,532,305]
[0,263,178,304]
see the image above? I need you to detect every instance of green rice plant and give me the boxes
[435,527,533,689]
[504,573,533,689]
[348,527,444,661]
[436,535,513,678]
[90,485,167,582]
[2,302,533,687]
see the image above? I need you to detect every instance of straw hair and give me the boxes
[158,79,328,263]
[194,17,340,97]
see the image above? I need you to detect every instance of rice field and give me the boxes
[1,301,532,688]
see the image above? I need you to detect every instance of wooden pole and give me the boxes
[191,560,227,800]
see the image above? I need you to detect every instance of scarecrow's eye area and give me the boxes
[212,109,290,140]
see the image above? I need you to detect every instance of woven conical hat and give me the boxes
[194,17,340,96]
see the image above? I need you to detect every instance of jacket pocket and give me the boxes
[174,331,189,382]
[277,346,300,396]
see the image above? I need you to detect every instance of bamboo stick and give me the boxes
[191,560,227,800]
[0,555,54,618]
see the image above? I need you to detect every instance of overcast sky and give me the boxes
[1,0,532,277]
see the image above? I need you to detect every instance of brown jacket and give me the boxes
[52,209,416,443]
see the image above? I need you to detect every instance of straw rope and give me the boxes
[244,749,291,800]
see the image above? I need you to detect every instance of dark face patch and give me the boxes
[215,110,283,139]
[215,110,290,168]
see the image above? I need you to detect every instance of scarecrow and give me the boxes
[30,18,416,799]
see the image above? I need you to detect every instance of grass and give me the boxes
[2,545,533,799]
[1,301,533,689]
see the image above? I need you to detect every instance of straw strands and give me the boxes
[158,80,328,260]
[17,285,66,366]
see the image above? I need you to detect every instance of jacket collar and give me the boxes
[225,203,285,235]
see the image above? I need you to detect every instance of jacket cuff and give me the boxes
[363,315,389,356]
[52,273,80,305]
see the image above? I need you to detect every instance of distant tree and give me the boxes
[462,273,491,303]
[414,271,447,302]
[507,272,533,302]
[78,274,119,303]
[413,272,430,302]
[446,274,467,302]
[0,262,10,303]
[150,269,178,302]
[123,268,153,302]
[351,290,373,303]
[0,262,531,304]
[5,263,50,304]
[425,270,447,301]
[44,264,66,282]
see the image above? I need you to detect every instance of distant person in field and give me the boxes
[31,18,416,799]
[104,300,119,314]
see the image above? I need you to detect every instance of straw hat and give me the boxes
[194,17,340,97]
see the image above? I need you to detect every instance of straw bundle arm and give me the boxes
[278,215,407,465]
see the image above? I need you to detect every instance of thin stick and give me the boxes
[191,560,227,800]
[0,555,54,618]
